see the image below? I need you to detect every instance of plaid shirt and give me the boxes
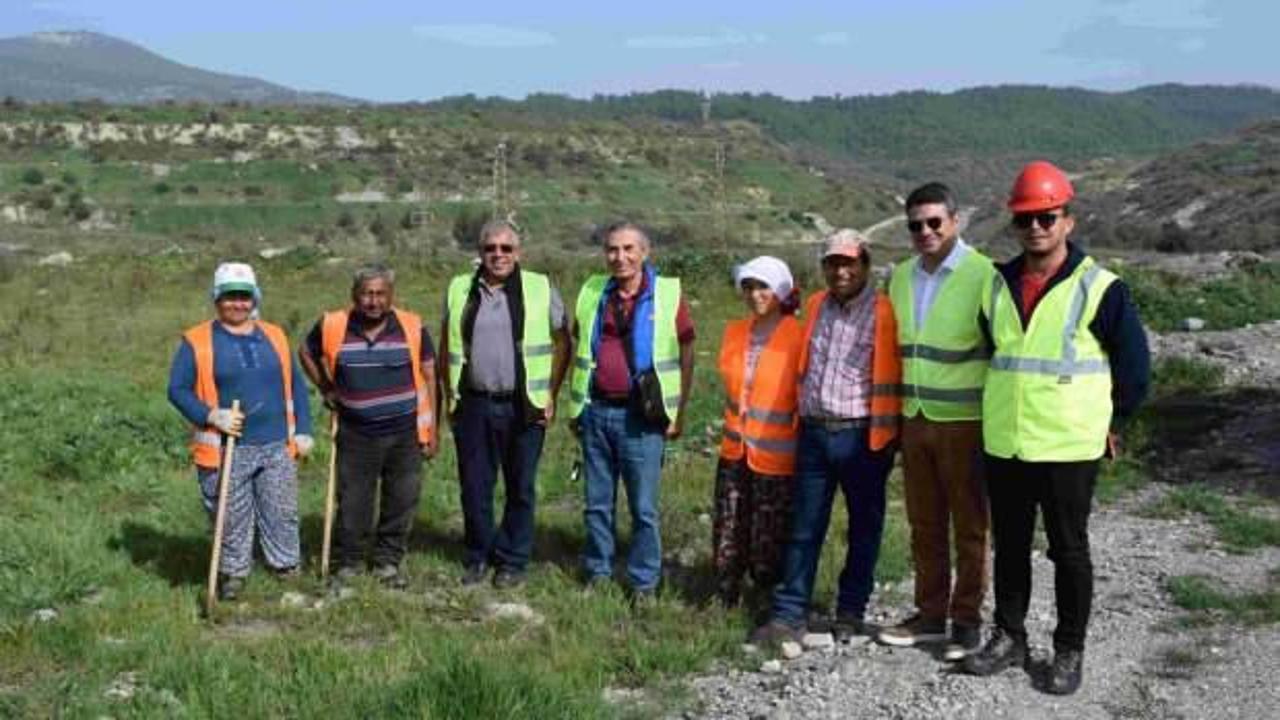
[800,284,877,419]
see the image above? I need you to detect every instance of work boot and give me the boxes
[217,574,245,602]
[373,564,407,590]
[492,568,527,590]
[1045,649,1084,695]
[748,619,804,648]
[877,613,947,647]
[461,563,489,587]
[832,613,872,644]
[943,623,982,662]
[962,627,1028,676]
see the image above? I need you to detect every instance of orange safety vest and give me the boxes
[797,290,902,451]
[183,320,298,469]
[320,307,434,445]
[718,315,803,476]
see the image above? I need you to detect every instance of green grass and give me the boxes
[1142,484,1280,552]
[0,249,913,718]
[1167,573,1280,625]
[1126,262,1280,331]
[1151,357,1225,395]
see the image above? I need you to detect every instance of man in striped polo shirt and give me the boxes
[300,264,438,588]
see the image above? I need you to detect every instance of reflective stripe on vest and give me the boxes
[320,307,434,444]
[445,270,554,412]
[718,315,803,476]
[183,320,298,469]
[568,274,683,422]
[888,250,992,421]
[982,258,1117,461]
[796,290,902,451]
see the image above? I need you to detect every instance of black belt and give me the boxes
[802,416,869,431]
[463,388,517,402]
[592,393,631,408]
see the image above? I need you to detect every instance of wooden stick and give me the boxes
[320,412,339,579]
[205,399,241,617]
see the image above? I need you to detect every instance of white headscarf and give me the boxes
[733,255,794,300]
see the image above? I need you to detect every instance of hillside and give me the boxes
[1076,120,1280,252]
[0,31,354,105]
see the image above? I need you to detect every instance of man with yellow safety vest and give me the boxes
[879,183,993,661]
[168,262,314,601]
[751,229,902,646]
[299,264,438,589]
[569,221,695,604]
[962,162,1149,695]
[439,220,571,589]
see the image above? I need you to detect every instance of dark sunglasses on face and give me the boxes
[483,243,515,254]
[907,217,945,234]
[1012,212,1061,230]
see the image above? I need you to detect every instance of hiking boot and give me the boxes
[332,565,361,583]
[1044,649,1084,695]
[373,564,407,590]
[748,619,804,648]
[492,568,527,590]
[943,623,982,662]
[272,565,300,581]
[217,575,245,602]
[962,627,1028,676]
[461,563,489,587]
[832,613,872,644]
[877,613,947,647]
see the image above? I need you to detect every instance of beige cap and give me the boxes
[822,228,870,259]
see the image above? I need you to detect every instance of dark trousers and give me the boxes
[712,457,793,601]
[454,396,546,571]
[771,421,895,624]
[334,426,422,569]
[985,454,1099,652]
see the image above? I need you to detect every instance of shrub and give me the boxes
[152,182,171,195]
[21,167,44,185]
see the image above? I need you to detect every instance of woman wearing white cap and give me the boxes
[167,262,314,601]
[712,256,803,607]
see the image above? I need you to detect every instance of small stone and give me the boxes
[104,671,138,701]
[801,632,835,650]
[31,608,57,623]
[698,513,712,525]
[486,601,545,626]
[761,659,784,674]
[279,592,308,608]
[38,251,73,266]
[258,246,293,260]
[1181,317,1206,332]
[741,643,760,654]
[780,641,803,659]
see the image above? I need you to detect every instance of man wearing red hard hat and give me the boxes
[962,161,1150,695]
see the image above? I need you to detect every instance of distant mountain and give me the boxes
[1078,120,1280,252]
[0,31,357,105]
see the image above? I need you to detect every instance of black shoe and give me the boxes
[272,566,300,581]
[944,623,982,661]
[1045,649,1084,695]
[331,565,361,584]
[833,613,871,644]
[373,564,407,590]
[748,619,804,648]
[461,563,489,587]
[216,575,245,602]
[493,568,527,590]
[962,627,1028,676]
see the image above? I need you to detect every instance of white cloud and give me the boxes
[625,29,767,50]
[814,31,850,46]
[1100,0,1219,30]
[411,23,555,48]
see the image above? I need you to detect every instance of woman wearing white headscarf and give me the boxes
[167,262,314,601]
[712,256,803,607]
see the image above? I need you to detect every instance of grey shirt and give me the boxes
[444,280,566,393]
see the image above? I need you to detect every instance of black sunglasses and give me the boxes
[907,217,945,234]
[1012,212,1061,230]
[483,243,515,254]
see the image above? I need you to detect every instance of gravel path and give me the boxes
[682,484,1280,719]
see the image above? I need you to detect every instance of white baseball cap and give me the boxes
[212,262,258,299]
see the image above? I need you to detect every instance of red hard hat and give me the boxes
[1007,161,1074,212]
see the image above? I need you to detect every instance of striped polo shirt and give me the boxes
[305,312,434,437]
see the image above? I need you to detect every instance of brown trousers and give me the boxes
[901,415,989,625]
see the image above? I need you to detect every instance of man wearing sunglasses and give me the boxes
[439,219,572,589]
[880,183,994,662]
[963,161,1149,695]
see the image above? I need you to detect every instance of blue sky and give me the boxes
[5,0,1274,101]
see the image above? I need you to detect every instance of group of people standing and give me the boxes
[168,160,1149,696]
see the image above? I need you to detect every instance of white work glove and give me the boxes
[207,408,244,436]
[294,434,315,458]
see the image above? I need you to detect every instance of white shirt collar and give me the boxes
[915,237,969,276]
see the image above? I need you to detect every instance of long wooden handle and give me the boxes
[205,400,240,616]
[320,412,338,579]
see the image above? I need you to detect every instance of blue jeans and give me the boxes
[580,402,666,591]
[771,421,895,624]
[454,395,546,571]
